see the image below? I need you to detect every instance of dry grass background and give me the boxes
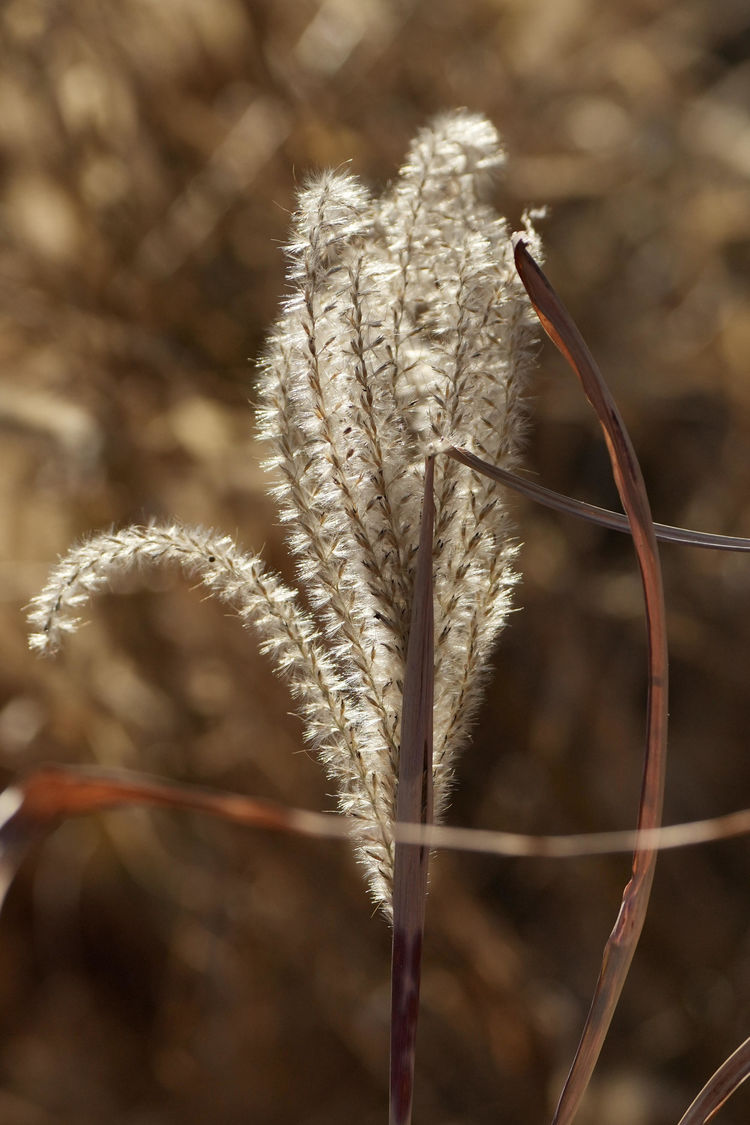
[0,0,749,1122]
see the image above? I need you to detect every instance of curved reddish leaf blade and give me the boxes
[390,455,435,1125]
[513,237,669,1125]
[2,765,750,879]
[677,1037,750,1125]
[447,447,750,553]
[0,763,350,909]
[396,806,750,858]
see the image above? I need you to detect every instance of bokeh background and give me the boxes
[0,0,749,1122]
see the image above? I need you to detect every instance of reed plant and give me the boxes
[5,110,749,1125]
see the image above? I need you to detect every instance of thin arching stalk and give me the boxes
[3,762,750,881]
[447,447,750,552]
[513,236,669,1125]
[676,1037,750,1125]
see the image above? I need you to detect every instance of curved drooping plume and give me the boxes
[29,111,542,915]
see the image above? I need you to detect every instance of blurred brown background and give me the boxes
[0,0,749,1122]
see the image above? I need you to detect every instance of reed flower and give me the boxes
[28,110,541,916]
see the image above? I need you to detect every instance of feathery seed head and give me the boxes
[28,111,543,916]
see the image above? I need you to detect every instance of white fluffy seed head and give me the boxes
[30,112,543,916]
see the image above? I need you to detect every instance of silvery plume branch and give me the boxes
[28,110,542,918]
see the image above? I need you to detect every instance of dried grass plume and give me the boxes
[28,110,542,915]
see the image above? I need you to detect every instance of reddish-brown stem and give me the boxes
[676,1036,750,1124]
[390,455,435,1125]
[513,236,669,1125]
